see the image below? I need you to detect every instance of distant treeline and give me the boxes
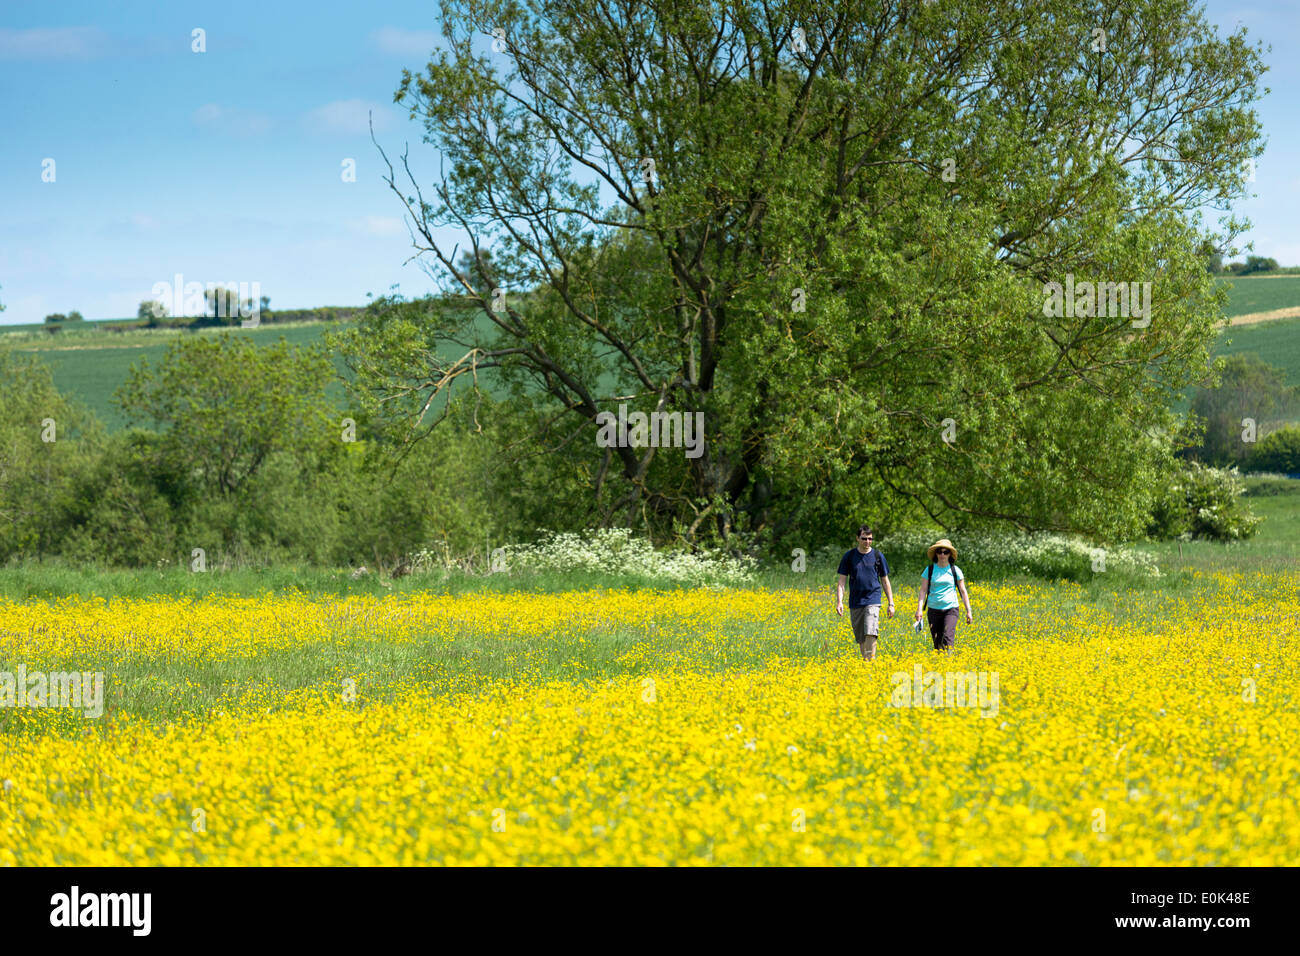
[35,306,366,334]
[1209,255,1299,276]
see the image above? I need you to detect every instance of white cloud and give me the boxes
[369,26,440,58]
[0,26,114,60]
[305,98,393,135]
[191,104,272,136]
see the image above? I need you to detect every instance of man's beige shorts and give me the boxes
[850,605,881,642]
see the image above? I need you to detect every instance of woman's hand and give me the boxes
[965,609,973,625]
[913,609,923,623]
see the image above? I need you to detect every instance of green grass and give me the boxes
[3,558,1293,729]
[1214,317,1300,387]
[1210,274,1300,385]
[1133,475,1300,576]
[1220,274,1300,318]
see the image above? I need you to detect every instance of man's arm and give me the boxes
[882,575,895,617]
[835,574,846,616]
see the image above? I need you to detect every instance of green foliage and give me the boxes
[325,411,515,573]
[59,431,180,566]
[115,336,336,497]
[1243,473,1300,496]
[1225,255,1279,275]
[1187,353,1300,464]
[1147,461,1259,541]
[0,349,102,562]
[5,333,525,569]
[201,285,254,326]
[43,313,67,324]
[138,299,168,326]
[862,529,1159,583]
[1245,426,1300,475]
[358,0,1264,543]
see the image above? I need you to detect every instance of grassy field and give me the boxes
[2,537,1296,864]
[1221,274,1300,318]
[1214,317,1300,386]
[1211,275,1300,386]
[1,475,1295,864]
[1132,475,1300,583]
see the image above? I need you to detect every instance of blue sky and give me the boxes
[1,0,1296,325]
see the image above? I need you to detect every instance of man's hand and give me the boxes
[887,603,895,619]
[835,600,844,617]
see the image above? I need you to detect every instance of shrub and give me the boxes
[1245,426,1300,475]
[0,349,102,561]
[60,432,179,566]
[413,528,758,586]
[1148,461,1260,541]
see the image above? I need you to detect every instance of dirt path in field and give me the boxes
[1227,306,1300,326]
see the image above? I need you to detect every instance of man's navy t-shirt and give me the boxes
[837,548,890,607]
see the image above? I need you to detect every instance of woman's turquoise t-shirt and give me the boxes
[923,563,963,610]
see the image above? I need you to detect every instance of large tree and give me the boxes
[345,0,1266,543]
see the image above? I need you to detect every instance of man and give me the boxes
[835,525,895,660]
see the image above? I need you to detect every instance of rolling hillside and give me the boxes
[3,275,1298,430]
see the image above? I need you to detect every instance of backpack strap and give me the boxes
[924,560,963,611]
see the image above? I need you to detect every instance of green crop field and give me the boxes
[1,322,355,431]
[1215,316,1300,385]
[1220,274,1300,318]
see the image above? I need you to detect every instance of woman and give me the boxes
[913,538,972,653]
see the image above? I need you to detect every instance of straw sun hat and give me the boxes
[926,538,958,562]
